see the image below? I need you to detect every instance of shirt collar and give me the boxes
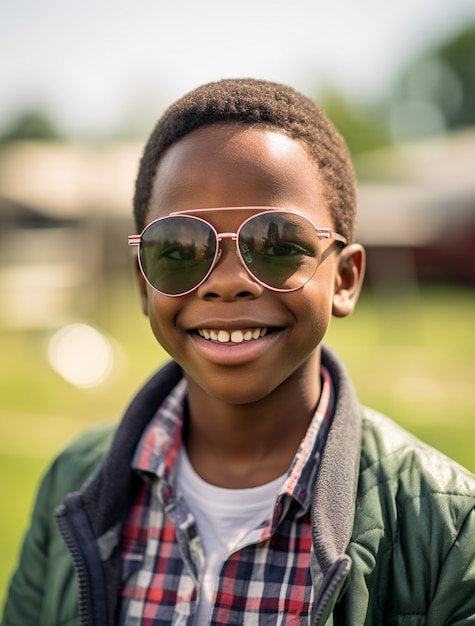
[132,367,335,513]
[280,366,335,511]
[132,377,187,482]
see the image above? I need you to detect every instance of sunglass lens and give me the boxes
[238,213,320,290]
[140,216,216,295]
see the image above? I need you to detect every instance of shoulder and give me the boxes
[359,407,475,497]
[1,425,116,626]
[39,423,117,509]
[56,422,117,463]
[343,409,475,620]
[354,407,475,544]
[53,423,116,471]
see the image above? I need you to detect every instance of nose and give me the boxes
[196,239,264,301]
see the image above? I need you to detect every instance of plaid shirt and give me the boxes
[119,367,335,625]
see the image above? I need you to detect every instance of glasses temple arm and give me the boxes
[315,228,347,245]
[128,235,141,246]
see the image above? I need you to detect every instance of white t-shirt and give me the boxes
[177,446,287,625]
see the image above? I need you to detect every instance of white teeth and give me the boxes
[218,330,230,343]
[198,327,268,343]
[231,330,244,343]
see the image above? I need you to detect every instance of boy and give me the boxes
[2,79,475,625]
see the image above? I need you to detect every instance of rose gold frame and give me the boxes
[128,207,347,296]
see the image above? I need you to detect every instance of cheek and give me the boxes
[145,290,180,350]
[295,273,335,338]
[304,295,332,337]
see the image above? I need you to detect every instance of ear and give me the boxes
[332,243,365,318]
[133,254,150,317]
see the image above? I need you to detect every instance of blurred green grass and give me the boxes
[1,278,474,608]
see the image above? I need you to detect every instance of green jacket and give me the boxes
[2,348,475,625]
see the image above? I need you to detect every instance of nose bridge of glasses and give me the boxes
[212,231,251,278]
[215,231,240,263]
[216,232,238,243]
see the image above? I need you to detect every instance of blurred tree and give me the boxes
[0,110,64,143]
[389,23,475,140]
[319,89,391,156]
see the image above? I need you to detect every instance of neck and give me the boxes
[183,356,321,488]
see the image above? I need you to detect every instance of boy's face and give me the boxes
[136,123,364,405]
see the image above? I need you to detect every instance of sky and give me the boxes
[1,0,475,138]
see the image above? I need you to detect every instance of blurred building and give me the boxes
[356,129,475,287]
[0,142,138,328]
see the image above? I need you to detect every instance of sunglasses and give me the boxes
[128,207,347,296]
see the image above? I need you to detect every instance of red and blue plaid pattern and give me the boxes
[119,369,334,625]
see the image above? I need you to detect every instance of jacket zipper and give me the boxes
[56,504,93,626]
[312,558,351,625]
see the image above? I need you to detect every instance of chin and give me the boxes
[189,372,282,406]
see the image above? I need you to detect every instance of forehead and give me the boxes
[147,123,330,225]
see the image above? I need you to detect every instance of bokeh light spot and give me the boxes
[48,323,114,387]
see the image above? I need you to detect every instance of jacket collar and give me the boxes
[310,347,362,622]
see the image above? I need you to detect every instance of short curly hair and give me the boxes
[133,78,357,242]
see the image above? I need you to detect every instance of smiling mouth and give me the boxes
[196,328,270,343]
